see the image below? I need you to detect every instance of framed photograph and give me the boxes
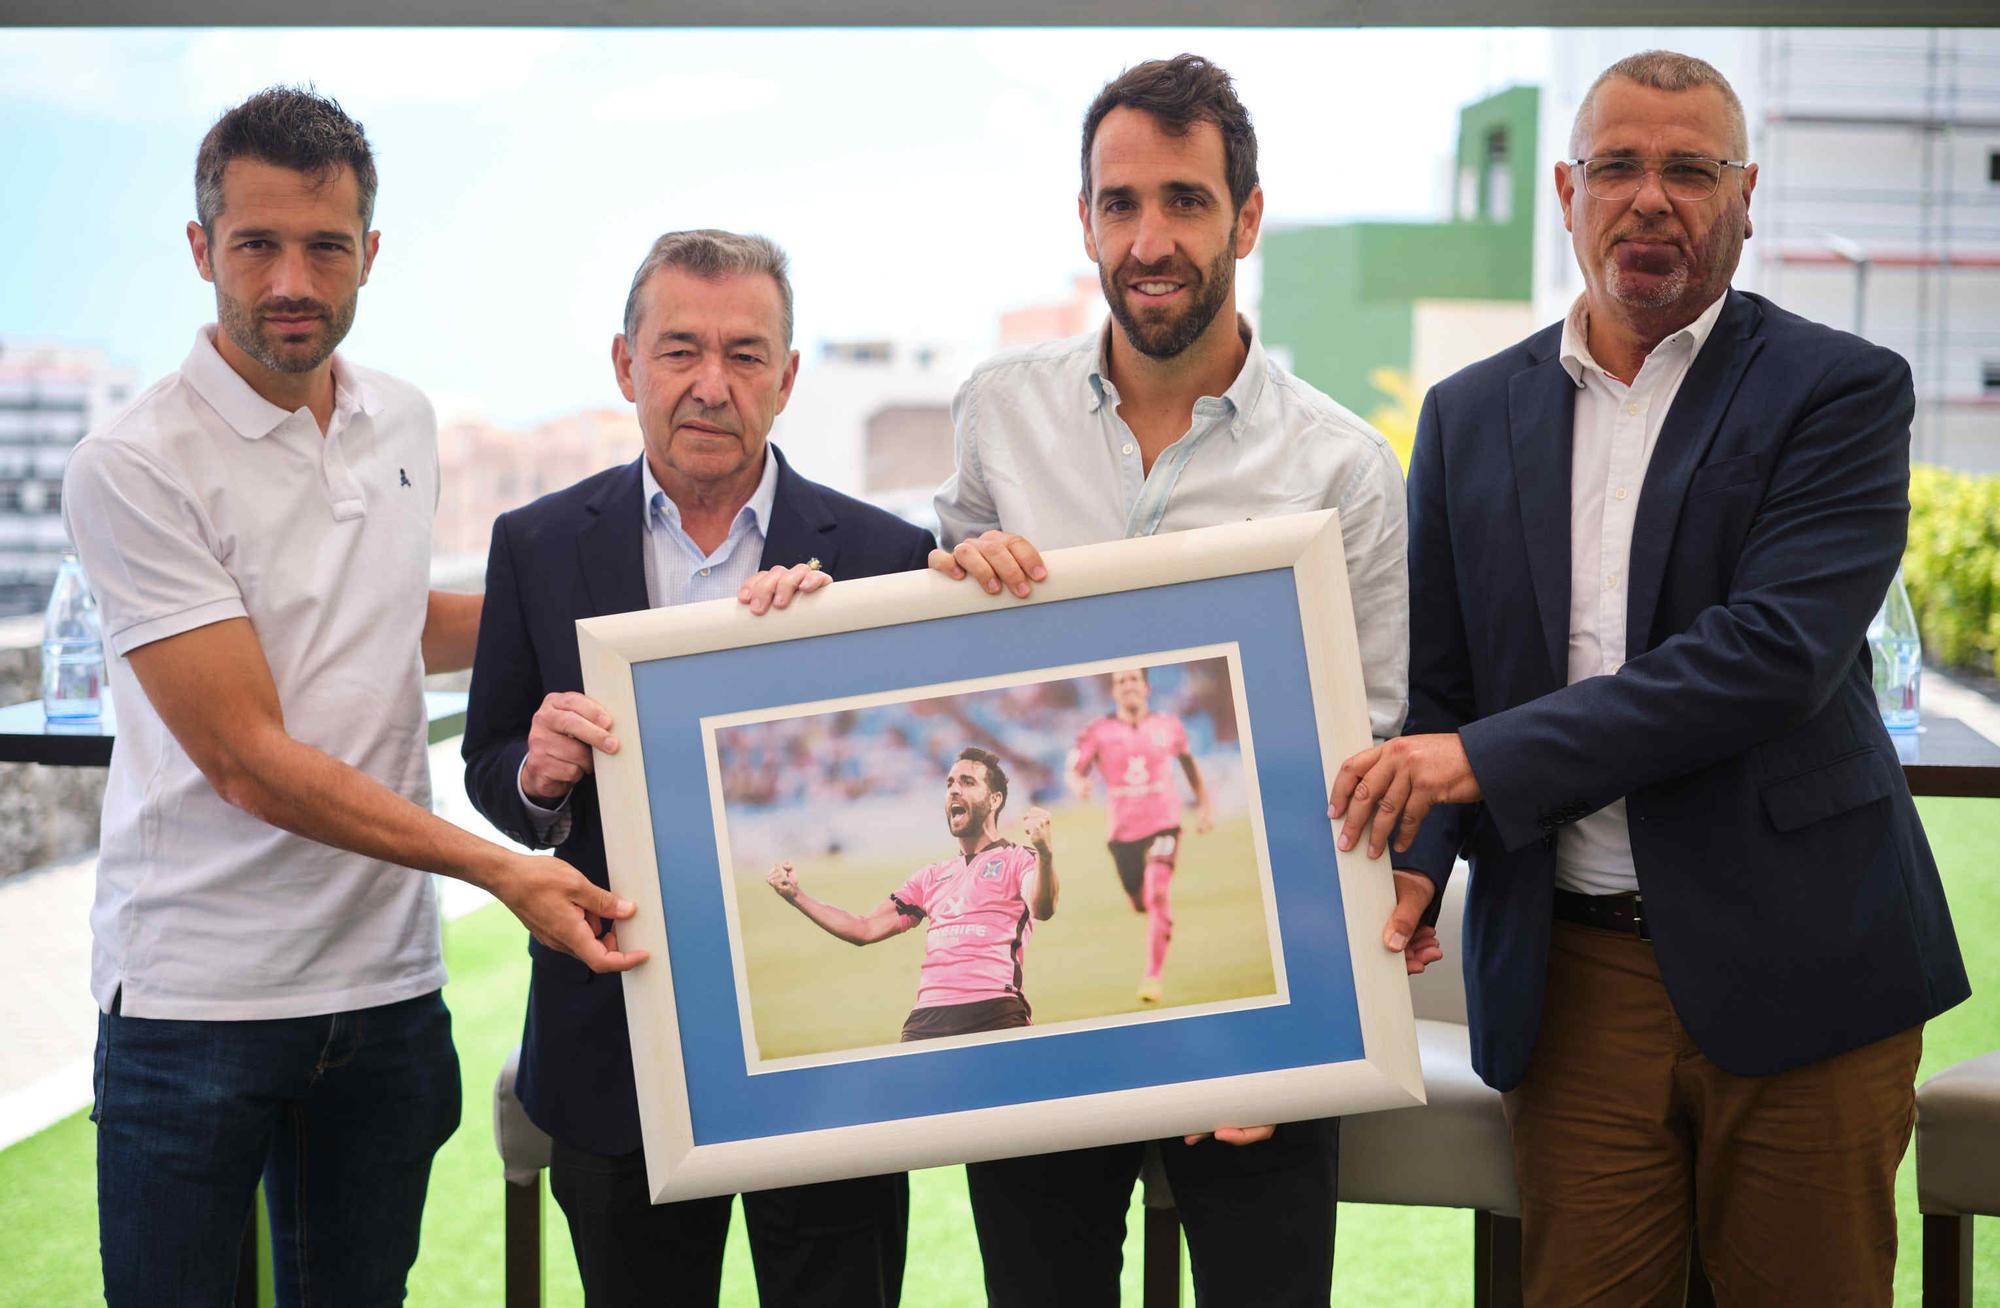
[579,511,1423,1202]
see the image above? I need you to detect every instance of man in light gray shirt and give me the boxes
[930,53,1432,1308]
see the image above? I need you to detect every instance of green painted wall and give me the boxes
[1261,85,1538,415]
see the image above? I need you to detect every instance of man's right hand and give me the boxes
[493,851,648,973]
[523,692,617,803]
[929,531,1047,598]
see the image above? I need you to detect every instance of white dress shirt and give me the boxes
[519,450,779,840]
[934,319,1409,742]
[62,327,446,1019]
[1555,291,1729,896]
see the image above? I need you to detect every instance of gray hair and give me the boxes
[195,86,377,234]
[621,229,794,347]
[1571,50,1748,159]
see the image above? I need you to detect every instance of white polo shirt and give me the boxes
[61,326,447,1020]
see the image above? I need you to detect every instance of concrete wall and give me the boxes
[0,616,107,881]
[1411,299,1542,393]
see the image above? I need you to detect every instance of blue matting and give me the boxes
[631,569,1363,1143]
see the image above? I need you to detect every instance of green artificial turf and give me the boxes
[2,795,1994,1306]
[734,803,1273,1063]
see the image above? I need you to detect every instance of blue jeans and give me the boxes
[92,989,461,1307]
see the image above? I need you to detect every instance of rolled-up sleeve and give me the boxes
[1335,436,1411,743]
[933,375,1001,550]
[61,438,246,656]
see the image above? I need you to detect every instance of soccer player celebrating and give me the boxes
[767,747,1057,1041]
[1069,668,1214,1004]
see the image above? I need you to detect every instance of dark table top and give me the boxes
[0,691,470,767]
[1894,715,2000,800]
[1,692,1994,797]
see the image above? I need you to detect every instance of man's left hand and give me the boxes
[738,562,830,615]
[1021,806,1052,847]
[1328,733,1482,858]
[1386,869,1443,975]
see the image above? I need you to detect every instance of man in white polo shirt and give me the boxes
[60,87,644,1306]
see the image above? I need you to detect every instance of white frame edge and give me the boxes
[580,511,1424,1203]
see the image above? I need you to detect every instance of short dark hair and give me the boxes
[1572,50,1748,158]
[623,229,794,347]
[958,747,1009,815]
[195,86,377,234]
[1080,54,1259,212]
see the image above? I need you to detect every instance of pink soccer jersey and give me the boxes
[891,841,1042,1010]
[1073,712,1190,842]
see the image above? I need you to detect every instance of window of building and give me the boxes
[1485,128,1513,223]
[1989,149,2000,184]
[1982,360,2000,394]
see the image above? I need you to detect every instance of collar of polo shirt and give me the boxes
[181,325,383,440]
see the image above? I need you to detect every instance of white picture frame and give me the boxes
[579,511,1423,1202]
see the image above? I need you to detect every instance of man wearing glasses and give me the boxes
[1329,50,1966,1301]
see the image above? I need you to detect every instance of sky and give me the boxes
[0,27,1551,425]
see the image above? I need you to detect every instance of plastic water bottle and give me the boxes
[1866,567,1921,733]
[41,553,105,722]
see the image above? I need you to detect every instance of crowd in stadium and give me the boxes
[716,660,1239,812]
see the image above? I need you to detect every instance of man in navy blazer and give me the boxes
[1332,52,1968,1303]
[463,230,932,1306]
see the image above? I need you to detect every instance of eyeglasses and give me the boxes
[1565,156,1749,202]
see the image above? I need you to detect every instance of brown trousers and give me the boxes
[1504,920,1922,1307]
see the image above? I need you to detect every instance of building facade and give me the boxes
[0,342,135,618]
[1540,29,2000,472]
[1259,86,1542,463]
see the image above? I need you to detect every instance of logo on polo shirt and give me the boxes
[399,468,412,487]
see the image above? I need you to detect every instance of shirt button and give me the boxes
[1605,573,1619,590]
[1614,487,1629,501]
[1624,402,1641,417]
[1122,443,1135,455]
[700,567,711,576]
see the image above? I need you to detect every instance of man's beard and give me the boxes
[217,289,356,375]
[1601,210,1745,315]
[1604,252,1690,310]
[1102,246,1234,361]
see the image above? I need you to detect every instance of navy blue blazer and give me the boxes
[462,447,936,1154]
[1400,290,1968,1092]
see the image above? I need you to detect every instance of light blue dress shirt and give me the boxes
[519,451,781,837]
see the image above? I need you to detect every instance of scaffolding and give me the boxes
[1758,30,2000,468]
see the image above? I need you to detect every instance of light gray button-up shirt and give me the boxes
[934,320,1409,741]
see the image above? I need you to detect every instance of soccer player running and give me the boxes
[1068,668,1213,1005]
[768,747,1057,1041]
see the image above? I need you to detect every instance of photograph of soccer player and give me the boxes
[713,652,1278,1067]
[1068,668,1215,1006]
[766,748,1057,1043]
